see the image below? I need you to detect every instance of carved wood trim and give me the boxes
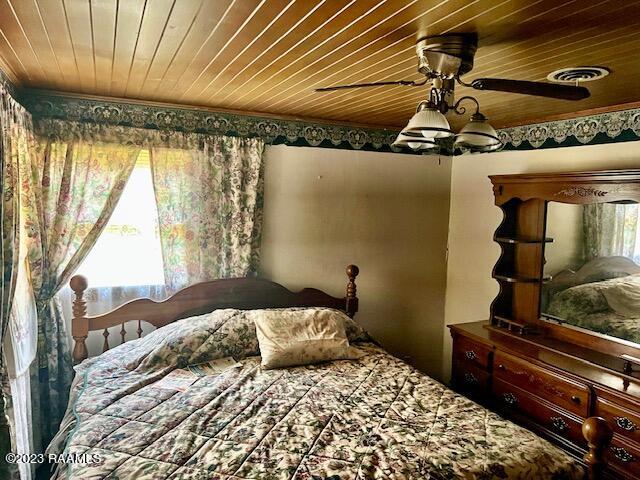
[502,364,579,403]
[490,170,640,206]
[555,186,609,198]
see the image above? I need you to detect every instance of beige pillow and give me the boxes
[248,308,364,369]
[602,275,640,317]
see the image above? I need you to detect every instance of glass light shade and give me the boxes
[392,133,438,152]
[454,116,503,153]
[401,107,453,139]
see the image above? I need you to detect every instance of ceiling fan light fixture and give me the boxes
[316,34,593,157]
[401,104,454,139]
[454,113,503,153]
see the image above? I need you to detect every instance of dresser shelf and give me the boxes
[493,273,551,284]
[494,235,554,244]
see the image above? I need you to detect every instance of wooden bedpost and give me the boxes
[70,275,89,365]
[582,416,613,479]
[345,265,359,318]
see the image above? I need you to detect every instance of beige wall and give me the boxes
[260,145,452,379]
[443,140,640,381]
[544,202,585,276]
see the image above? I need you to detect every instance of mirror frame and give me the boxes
[489,169,640,358]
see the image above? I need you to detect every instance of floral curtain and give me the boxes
[0,80,30,480]
[26,119,142,449]
[583,203,640,262]
[150,134,265,292]
[0,90,22,365]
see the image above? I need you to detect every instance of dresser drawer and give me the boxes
[453,336,492,371]
[596,397,640,445]
[452,363,490,395]
[494,351,589,417]
[492,378,585,447]
[606,435,640,479]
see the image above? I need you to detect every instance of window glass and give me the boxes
[74,150,165,287]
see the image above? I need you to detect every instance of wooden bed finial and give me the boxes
[582,416,613,479]
[346,265,359,318]
[71,275,89,365]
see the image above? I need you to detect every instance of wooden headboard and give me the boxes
[70,265,359,364]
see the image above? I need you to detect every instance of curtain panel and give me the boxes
[583,203,640,262]
[0,79,32,480]
[150,134,265,292]
[27,119,142,448]
[1,85,33,358]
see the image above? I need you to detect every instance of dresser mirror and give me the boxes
[489,169,640,363]
[541,201,640,347]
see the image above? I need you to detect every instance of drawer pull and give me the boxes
[611,446,636,463]
[503,392,518,406]
[497,363,505,370]
[615,416,639,432]
[570,395,581,404]
[550,416,568,433]
[465,350,477,361]
[463,372,478,385]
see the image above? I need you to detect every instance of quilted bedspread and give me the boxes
[50,309,582,479]
[547,275,640,344]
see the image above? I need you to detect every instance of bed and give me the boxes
[544,256,640,344]
[49,265,609,479]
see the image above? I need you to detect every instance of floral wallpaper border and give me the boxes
[498,107,640,150]
[21,91,412,154]
[16,90,640,154]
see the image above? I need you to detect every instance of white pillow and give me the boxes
[248,308,364,369]
[602,276,640,317]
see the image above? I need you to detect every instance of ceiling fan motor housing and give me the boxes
[416,34,478,78]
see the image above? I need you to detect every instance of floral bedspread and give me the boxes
[50,309,582,479]
[546,275,640,344]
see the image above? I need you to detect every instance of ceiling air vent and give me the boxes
[547,66,610,83]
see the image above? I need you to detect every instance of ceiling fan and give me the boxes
[315,34,591,154]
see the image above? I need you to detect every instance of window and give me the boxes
[629,205,640,263]
[74,150,165,287]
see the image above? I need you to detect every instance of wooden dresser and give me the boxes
[449,170,640,480]
[450,321,640,479]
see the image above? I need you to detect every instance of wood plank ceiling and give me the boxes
[1,0,639,129]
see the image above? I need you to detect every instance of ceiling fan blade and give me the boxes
[470,78,590,100]
[315,79,425,92]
